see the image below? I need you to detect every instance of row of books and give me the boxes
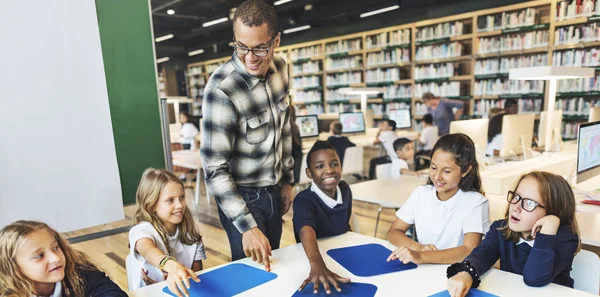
[325,72,362,86]
[414,82,461,98]
[326,90,360,102]
[365,29,411,49]
[416,21,465,42]
[474,54,548,75]
[326,39,362,55]
[477,8,538,32]
[366,68,401,83]
[477,32,549,54]
[292,45,323,61]
[552,48,600,67]
[474,79,544,96]
[554,23,600,45]
[415,42,463,61]
[473,98,542,116]
[294,91,322,103]
[369,103,412,116]
[366,48,410,66]
[292,76,321,89]
[292,61,321,74]
[414,63,455,80]
[558,76,600,92]
[295,104,324,115]
[383,85,412,99]
[556,0,600,20]
[325,56,362,71]
[188,67,203,76]
[327,103,358,113]
[556,97,600,116]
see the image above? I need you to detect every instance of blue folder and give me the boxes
[428,288,499,297]
[326,243,417,277]
[162,263,277,297]
[292,282,378,297]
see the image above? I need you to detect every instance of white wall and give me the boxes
[0,0,124,232]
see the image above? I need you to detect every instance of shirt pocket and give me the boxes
[277,94,290,113]
[245,111,270,144]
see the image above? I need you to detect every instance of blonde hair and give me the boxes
[0,221,98,297]
[134,168,202,253]
[500,171,581,251]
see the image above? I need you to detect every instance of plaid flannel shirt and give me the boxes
[200,54,294,233]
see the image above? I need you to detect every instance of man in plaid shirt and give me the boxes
[200,0,293,270]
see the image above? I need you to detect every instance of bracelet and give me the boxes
[155,255,167,270]
[159,256,176,271]
[446,260,481,288]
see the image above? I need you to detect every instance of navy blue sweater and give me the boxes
[327,136,356,164]
[466,220,579,288]
[293,180,353,243]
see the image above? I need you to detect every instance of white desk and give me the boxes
[172,150,207,204]
[350,176,427,208]
[302,130,419,152]
[130,232,595,297]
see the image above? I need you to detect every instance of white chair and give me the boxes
[572,249,600,294]
[125,254,136,291]
[298,154,311,185]
[342,146,364,178]
[376,163,393,179]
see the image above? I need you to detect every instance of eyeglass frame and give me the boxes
[231,34,278,57]
[506,190,545,212]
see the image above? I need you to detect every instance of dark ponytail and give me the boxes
[427,133,485,195]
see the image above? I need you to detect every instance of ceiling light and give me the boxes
[156,57,170,64]
[154,34,174,42]
[203,17,229,27]
[274,0,293,5]
[283,25,310,34]
[188,49,205,56]
[167,9,175,15]
[360,5,400,18]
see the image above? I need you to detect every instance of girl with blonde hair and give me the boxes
[128,168,205,297]
[0,220,126,297]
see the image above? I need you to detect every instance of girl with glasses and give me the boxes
[446,171,581,297]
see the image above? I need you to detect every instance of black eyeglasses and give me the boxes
[232,35,277,57]
[507,191,545,212]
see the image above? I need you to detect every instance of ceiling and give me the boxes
[150,0,530,68]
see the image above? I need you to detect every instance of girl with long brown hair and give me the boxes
[447,171,580,297]
[0,220,126,297]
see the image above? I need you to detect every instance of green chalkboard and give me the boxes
[96,0,166,204]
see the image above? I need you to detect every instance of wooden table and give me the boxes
[130,232,596,297]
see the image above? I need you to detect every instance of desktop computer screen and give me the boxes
[339,112,366,133]
[538,109,563,148]
[388,109,412,129]
[317,113,339,133]
[577,121,600,184]
[500,114,535,157]
[590,107,600,122]
[296,115,319,138]
[450,118,489,152]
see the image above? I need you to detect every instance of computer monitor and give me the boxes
[339,112,366,134]
[317,113,339,133]
[576,121,600,184]
[538,109,563,149]
[296,115,319,138]
[449,118,489,152]
[388,109,412,129]
[590,107,600,122]
[499,114,535,157]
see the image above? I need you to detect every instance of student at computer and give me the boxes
[369,119,398,179]
[327,121,356,164]
[293,141,353,294]
[504,98,519,115]
[391,137,421,177]
[486,113,505,157]
[415,113,438,170]
[446,171,580,297]
[386,133,490,265]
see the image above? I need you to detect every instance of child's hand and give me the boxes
[164,260,201,297]
[531,215,560,238]
[141,269,158,285]
[298,261,350,294]
[421,244,438,252]
[386,246,423,264]
[447,271,473,297]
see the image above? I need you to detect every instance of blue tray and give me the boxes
[326,243,417,277]
[292,282,377,297]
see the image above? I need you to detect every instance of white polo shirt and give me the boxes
[379,130,399,160]
[486,134,502,156]
[396,185,490,250]
[390,159,409,178]
[310,181,343,209]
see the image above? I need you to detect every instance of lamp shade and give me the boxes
[338,87,385,95]
[509,66,594,80]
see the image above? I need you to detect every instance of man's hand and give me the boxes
[242,227,273,271]
[281,184,293,214]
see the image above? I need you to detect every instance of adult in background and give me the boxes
[422,92,464,135]
[201,0,293,271]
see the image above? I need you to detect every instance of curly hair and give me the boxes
[233,0,279,37]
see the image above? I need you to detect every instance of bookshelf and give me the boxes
[188,0,600,132]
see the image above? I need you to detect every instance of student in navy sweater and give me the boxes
[293,140,353,294]
[327,121,356,164]
[446,171,580,297]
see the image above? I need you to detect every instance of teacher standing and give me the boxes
[201,0,293,271]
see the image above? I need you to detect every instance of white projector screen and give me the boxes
[0,0,124,232]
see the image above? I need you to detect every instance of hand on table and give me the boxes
[242,227,273,271]
[447,271,473,297]
[298,261,351,294]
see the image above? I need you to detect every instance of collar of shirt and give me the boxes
[433,187,461,211]
[518,237,535,247]
[310,181,343,209]
[33,281,62,297]
[331,135,343,138]
[231,54,277,90]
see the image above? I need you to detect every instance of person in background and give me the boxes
[415,113,438,170]
[488,107,504,119]
[0,220,127,297]
[390,137,421,177]
[422,92,464,135]
[368,119,398,179]
[486,113,505,157]
[446,171,580,297]
[290,106,303,186]
[327,121,356,164]
[201,0,294,270]
[503,98,518,115]
[180,111,199,150]
[293,141,353,294]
